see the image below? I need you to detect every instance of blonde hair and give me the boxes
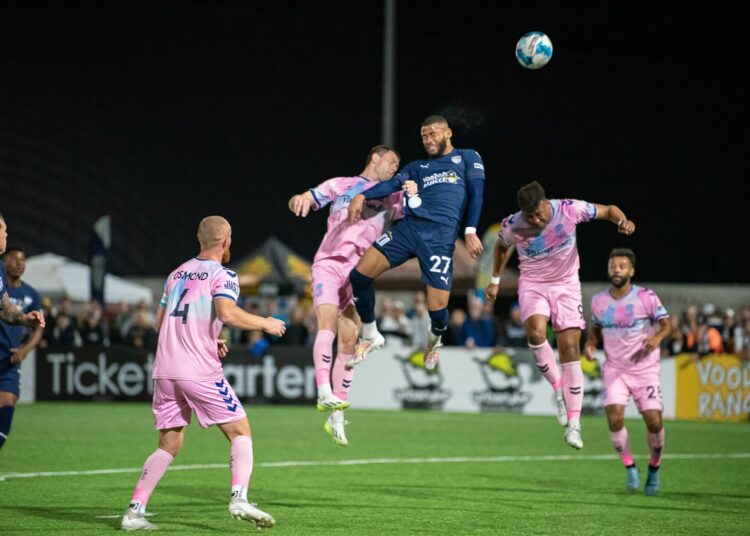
[197,216,231,249]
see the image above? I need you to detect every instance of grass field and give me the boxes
[1,403,749,535]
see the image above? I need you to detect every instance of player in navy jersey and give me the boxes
[0,216,46,450]
[347,116,485,369]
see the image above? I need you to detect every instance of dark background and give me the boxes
[1,1,746,282]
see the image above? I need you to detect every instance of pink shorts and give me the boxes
[152,377,246,430]
[311,261,354,313]
[603,366,663,412]
[518,279,585,331]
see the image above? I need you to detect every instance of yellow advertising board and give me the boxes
[675,353,750,422]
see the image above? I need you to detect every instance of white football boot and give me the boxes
[323,410,349,446]
[424,333,444,371]
[121,509,158,531]
[347,332,385,369]
[316,392,350,412]
[228,498,275,528]
[564,422,584,450]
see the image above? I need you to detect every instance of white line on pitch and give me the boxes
[2,452,749,481]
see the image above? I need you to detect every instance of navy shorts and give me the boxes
[0,364,20,396]
[373,218,457,291]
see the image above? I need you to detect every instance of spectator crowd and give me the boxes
[36,294,750,362]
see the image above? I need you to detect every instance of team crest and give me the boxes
[451,155,462,164]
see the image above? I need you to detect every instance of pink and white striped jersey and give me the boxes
[310,176,403,264]
[591,285,669,371]
[152,257,240,380]
[498,199,597,284]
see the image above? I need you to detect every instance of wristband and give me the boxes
[465,227,477,235]
[491,276,501,285]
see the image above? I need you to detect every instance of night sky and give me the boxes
[1,1,746,283]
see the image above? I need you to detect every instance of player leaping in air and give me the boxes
[288,145,414,446]
[347,115,485,370]
[585,248,670,495]
[484,181,635,450]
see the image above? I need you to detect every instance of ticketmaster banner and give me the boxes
[349,344,676,419]
[34,345,316,404]
[31,344,676,419]
[675,353,750,422]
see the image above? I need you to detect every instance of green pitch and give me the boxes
[1,403,749,535]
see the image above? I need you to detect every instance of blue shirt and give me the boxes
[370,148,485,228]
[0,263,42,363]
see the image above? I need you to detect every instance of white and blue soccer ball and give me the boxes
[515,31,553,69]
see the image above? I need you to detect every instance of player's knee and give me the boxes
[607,417,625,432]
[526,331,547,346]
[557,344,579,363]
[645,415,662,433]
[349,268,373,290]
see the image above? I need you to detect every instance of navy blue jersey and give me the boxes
[392,148,485,227]
[0,267,42,363]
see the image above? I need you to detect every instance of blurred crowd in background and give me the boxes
[37,293,750,362]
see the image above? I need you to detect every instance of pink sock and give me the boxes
[561,361,583,421]
[647,428,665,467]
[609,427,634,466]
[130,448,174,509]
[332,353,354,401]
[528,341,562,390]
[230,435,253,500]
[313,330,336,387]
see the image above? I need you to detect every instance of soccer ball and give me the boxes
[515,31,553,69]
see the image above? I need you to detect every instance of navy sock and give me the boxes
[428,307,449,337]
[349,269,376,324]
[0,406,15,449]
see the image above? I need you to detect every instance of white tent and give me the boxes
[22,253,154,305]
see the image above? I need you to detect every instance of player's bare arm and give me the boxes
[9,322,44,364]
[214,297,286,337]
[0,291,45,328]
[595,204,635,235]
[642,316,672,354]
[154,306,166,332]
[484,241,515,301]
[584,326,602,361]
[288,191,316,218]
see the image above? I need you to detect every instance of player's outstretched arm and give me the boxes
[0,292,45,328]
[584,326,602,361]
[484,241,514,301]
[641,316,672,356]
[594,204,635,235]
[215,297,286,337]
[9,322,44,364]
[288,191,316,217]
[464,178,485,258]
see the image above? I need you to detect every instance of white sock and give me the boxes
[317,383,332,398]
[128,501,145,514]
[361,321,378,340]
[231,485,248,501]
[555,388,564,401]
[568,418,580,428]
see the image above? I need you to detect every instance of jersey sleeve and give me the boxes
[590,296,603,327]
[560,199,597,225]
[309,177,341,210]
[464,150,485,180]
[640,288,669,321]
[212,268,240,303]
[497,215,518,247]
[390,162,415,186]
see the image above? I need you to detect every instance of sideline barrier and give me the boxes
[23,345,748,422]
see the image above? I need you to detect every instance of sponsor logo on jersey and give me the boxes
[422,171,459,188]
[473,162,484,170]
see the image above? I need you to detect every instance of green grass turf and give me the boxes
[1,403,749,535]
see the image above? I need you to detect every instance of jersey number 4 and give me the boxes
[170,289,190,324]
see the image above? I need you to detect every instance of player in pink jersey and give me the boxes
[584,248,671,495]
[484,181,635,450]
[288,145,413,446]
[121,216,286,531]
